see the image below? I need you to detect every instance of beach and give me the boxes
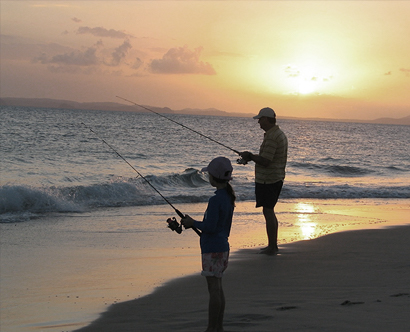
[1,199,409,332]
[77,225,410,332]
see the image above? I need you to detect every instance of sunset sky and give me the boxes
[1,1,409,120]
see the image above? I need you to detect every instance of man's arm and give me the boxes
[239,151,270,167]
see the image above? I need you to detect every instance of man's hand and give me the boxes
[181,214,195,229]
[240,151,271,167]
[239,151,253,162]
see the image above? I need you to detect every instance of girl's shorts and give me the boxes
[201,251,229,278]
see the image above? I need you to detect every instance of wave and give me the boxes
[146,168,209,188]
[291,162,374,176]
[0,169,209,222]
[1,170,409,222]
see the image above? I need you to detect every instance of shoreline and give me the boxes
[1,198,409,332]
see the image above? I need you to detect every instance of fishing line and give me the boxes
[81,122,201,236]
[116,96,247,164]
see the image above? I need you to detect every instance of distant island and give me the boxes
[1,97,409,126]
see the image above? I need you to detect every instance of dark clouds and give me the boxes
[149,46,216,75]
[28,22,216,76]
[77,26,132,39]
[106,40,132,66]
[33,41,102,67]
[33,40,215,76]
[132,57,143,70]
[38,46,99,66]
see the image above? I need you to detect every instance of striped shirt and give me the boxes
[255,125,288,184]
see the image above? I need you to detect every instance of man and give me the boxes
[240,107,288,255]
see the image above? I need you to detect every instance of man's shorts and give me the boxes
[201,251,229,278]
[255,181,283,209]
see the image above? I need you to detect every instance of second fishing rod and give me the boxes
[82,122,201,237]
[116,96,248,165]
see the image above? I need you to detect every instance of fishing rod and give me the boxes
[116,96,247,165]
[81,122,201,237]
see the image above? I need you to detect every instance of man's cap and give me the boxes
[201,156,233,181]
[253,107,276,119]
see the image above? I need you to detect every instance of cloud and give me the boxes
[149,46,216,75]
[384,71,392,76]
[34,42,102,66]
[72,17,82,23]
[399,68,410,77]
[31,39,140,75]
[284,65,300,77]
[77,26,132,39]
[132,57,143,70]
[106,40,132,66]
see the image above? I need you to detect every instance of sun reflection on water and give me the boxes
[296,203,317,240]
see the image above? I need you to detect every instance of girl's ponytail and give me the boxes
[226,182,236,207]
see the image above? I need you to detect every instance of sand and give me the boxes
[1,199,409,332]
[73,225,410,332]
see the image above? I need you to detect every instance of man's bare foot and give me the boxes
[259,246,279,255]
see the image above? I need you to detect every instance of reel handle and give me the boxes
[236,158,248,165]
[167,217,183,234]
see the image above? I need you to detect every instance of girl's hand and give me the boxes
[181,215,195,229]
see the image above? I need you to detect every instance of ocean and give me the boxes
[1,106,409,222]
[1,105,409,332]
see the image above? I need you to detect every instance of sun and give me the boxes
[281,63,335,95]
[296,78,318,94]
[241,59,336,96]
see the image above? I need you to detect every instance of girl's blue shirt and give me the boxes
[193,188,234,253]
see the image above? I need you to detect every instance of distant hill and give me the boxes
[0,97,254,118]
[1,97,409,125]
[369,115,410,125]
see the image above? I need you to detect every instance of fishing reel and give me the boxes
[166,217,183,234]
[237,158,248,165]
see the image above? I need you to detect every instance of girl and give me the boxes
[182,156,235,332]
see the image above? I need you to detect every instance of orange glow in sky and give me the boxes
[1,1,409,120]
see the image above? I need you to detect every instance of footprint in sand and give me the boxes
[390,293,409,297]
[340,300,365,306]
[276,306,299,311]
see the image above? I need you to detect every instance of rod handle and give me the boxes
[175,209,185,218]
[175,209,201,236]
[192,227,202,236]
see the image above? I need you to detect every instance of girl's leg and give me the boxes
[205,276,225,332]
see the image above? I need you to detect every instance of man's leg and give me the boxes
[262,207,279,254]
[205,276,225,332]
